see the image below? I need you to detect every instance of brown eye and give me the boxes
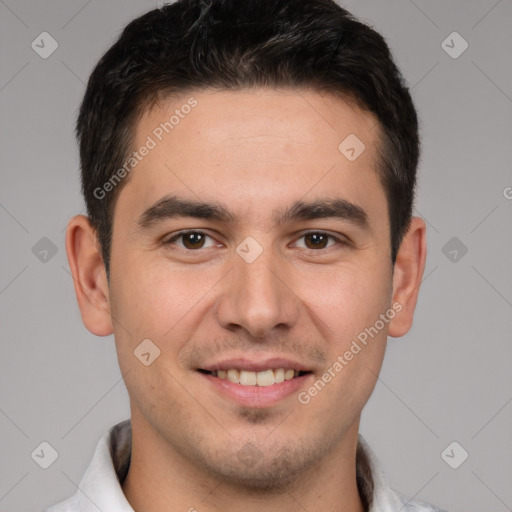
[165,231,217,250]
[303,233,331,249]
[181,232,206,249]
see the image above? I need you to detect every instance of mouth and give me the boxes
[197,368,312,386]
[195,359,314,407]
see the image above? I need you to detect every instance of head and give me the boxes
[67,0,426,493]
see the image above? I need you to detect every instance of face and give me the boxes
[79,88,411,489]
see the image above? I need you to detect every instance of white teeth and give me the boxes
[274,368,285,384]
[213,368,303,386]
[227,369,240,383]
[256,369,275,387]
[239,370,257,385]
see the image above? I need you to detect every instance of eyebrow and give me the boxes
[137,195,368,231]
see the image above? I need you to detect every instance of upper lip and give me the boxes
[199,357,313,373]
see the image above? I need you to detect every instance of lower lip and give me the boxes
[199,372,312,407]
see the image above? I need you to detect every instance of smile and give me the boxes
[199,368,310,386]
[196,359,315,407]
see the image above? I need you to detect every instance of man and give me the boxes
[46,0,446,510]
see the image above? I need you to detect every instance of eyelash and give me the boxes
[163,230,347,252]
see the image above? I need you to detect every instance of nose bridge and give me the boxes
[215,237,299,337]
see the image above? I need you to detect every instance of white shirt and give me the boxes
[43,419,446,512]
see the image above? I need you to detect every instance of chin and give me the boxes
[200,440,327,493]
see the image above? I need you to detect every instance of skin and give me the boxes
[66,88,426,512]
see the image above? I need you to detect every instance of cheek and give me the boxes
[297,258,392,342]
[108,255,225,388]
[108,259,207,416]
[321,262,391,404]
[110,254,208,337]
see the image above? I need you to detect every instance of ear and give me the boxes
[388,217,427,338]
[65,215,113,336]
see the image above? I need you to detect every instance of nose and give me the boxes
[214,243,300,339]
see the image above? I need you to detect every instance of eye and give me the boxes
[163,230,345,252]
[294,232,341,250]
[164,230,219,250]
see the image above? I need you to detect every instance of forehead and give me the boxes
[119,88,385,225]
[139,87,378,157]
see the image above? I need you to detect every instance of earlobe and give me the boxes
[65,215,113,336]
[388,217,427,338]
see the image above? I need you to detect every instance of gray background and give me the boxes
[0,0,511,511]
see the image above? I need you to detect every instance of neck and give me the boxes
[122,410,366,512]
